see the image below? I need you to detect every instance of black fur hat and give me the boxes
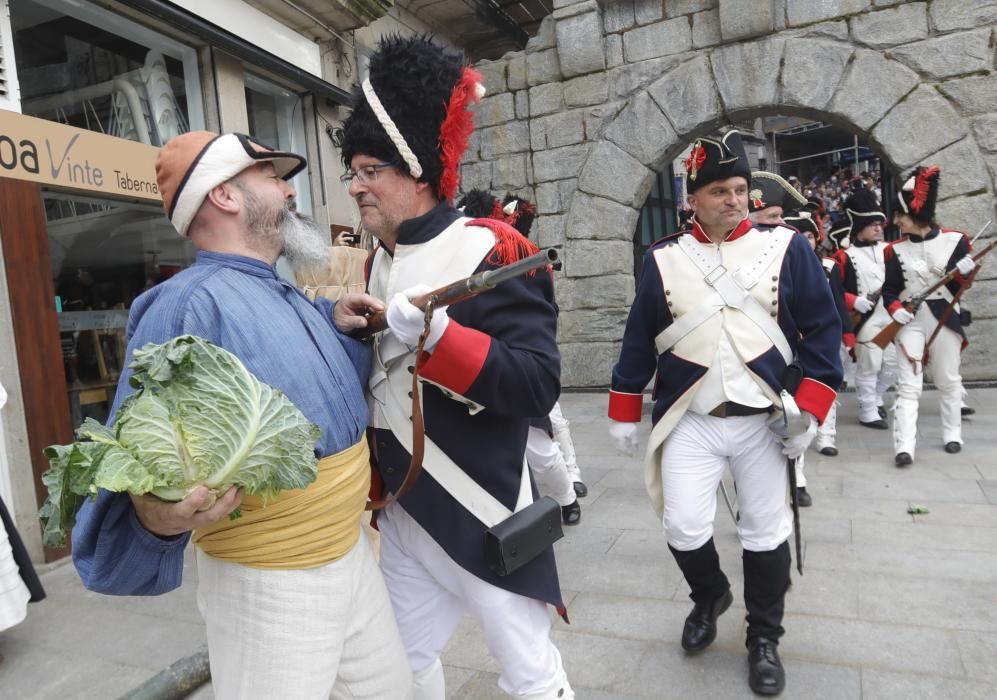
[456,189,497,218]
[897,165,940,224]
[331,35,484,202]
[456,189,537,237]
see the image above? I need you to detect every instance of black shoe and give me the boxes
[795,487,812,508]
[747,638,785,696]
[572,481,588,498]
[561,500,581,525]
[878,406,887,419]
[895,452,913,467]
[962,406,976,416]
[818,446,838,456]
[944,441,962,454]
[681,589,733,652]
[860,419,889,430]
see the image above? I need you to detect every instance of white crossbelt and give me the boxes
[371,336,532,528]
[654,233,793,362]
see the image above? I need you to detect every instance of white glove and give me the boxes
[956,254,975,276]
[385,284,450,351]
[609,421,639,456]
[891,307,914,325]
[853,295,874,314]
[778,413,817,459]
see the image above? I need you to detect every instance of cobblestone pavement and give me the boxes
[3,389,996,699]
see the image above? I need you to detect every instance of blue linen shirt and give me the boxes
[71,251,371,595]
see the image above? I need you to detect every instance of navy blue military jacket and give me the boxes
[610,219,842,425]
[368,204,565,613]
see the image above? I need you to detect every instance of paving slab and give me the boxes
[6,389,997,698]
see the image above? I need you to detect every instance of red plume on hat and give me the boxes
[439,67,484,203]
[910,165,940,215]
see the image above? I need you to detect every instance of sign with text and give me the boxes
[0,109,161,202]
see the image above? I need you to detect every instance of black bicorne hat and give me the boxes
[331,35,484,203]
[684,130,751,193]
[844,187,886,237]
[897,165,940,224]
[784,210,820,238]
[748,171,808,213]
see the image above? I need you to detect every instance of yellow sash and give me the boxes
[192,440,371,570]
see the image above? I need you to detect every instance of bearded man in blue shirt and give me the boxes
[71,131,411,700]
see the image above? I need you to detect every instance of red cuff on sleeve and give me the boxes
[844,292,858,311]
[418,320,491,395]
[608,390,643,422]
[842,332,856,349]
[794,377,836,424]
[887,300,904,314]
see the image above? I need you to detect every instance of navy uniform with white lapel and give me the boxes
[608,131,841,695]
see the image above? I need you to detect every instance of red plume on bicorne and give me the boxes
[910,165,940,215]
[438,67,484,203]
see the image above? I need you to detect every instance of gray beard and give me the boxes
[281,210,330,272]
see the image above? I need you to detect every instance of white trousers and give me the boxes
[549,401,583,483]
[195,532,412,700]
[662,413,792,552]
[526,426,577,507]
[815,400,837,451]
[377,502,572,699]
[855,342,897,422]
[841,345,857,387]
[893,306,964,455]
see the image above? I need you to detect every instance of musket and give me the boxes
[871,221,993,350]
[923,265,978,365]
[849,287,883,335]
[355,248,561,339]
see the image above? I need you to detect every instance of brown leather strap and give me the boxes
[366,298,435,511]
[922,266,977,364]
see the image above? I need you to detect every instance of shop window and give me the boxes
[9,0,204,145]
[47,191,195,427]
[245,72,311,215]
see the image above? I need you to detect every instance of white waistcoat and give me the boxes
[846,242,891,339]
[891,231,961,304]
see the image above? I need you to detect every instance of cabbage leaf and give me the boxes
[39,335,321,548]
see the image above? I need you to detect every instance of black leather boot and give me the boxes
[670,539,732,653]
[743,542,791,695]
[561,499,581,525]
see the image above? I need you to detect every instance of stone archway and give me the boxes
[464,1,997,386]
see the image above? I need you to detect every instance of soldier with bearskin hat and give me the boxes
[457,189,584,525]
[883,165,974,466]
[330,36,573,699]
[608,130,842,696]
[835,188,899,431]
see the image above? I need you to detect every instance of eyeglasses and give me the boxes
[340,161,396,186]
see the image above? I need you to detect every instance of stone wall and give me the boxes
[463,0,997,386]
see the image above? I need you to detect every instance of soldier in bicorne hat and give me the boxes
[608,130,842,696]
[882,166,974,466]
[331,35,573,700]
[748,171,809,226]
[834,188,898,431]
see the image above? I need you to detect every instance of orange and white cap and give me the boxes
[155,131,306,237]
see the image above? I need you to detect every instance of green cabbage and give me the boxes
[39,335,321,548]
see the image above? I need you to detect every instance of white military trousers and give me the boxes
[549,401,583,483]
[377,502,573,700]
[662,412,792,552]
[893,305,964,456]
[195,531,412,700]
[815,400,838,451]
[526,426,577,507]
[855,342,898,423]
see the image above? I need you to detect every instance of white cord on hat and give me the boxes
[362,78,423,179]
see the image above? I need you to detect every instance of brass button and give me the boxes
[771,286,777,292]
[771,300,777,306]
[770,311,777,317]
[772,276,778,281]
